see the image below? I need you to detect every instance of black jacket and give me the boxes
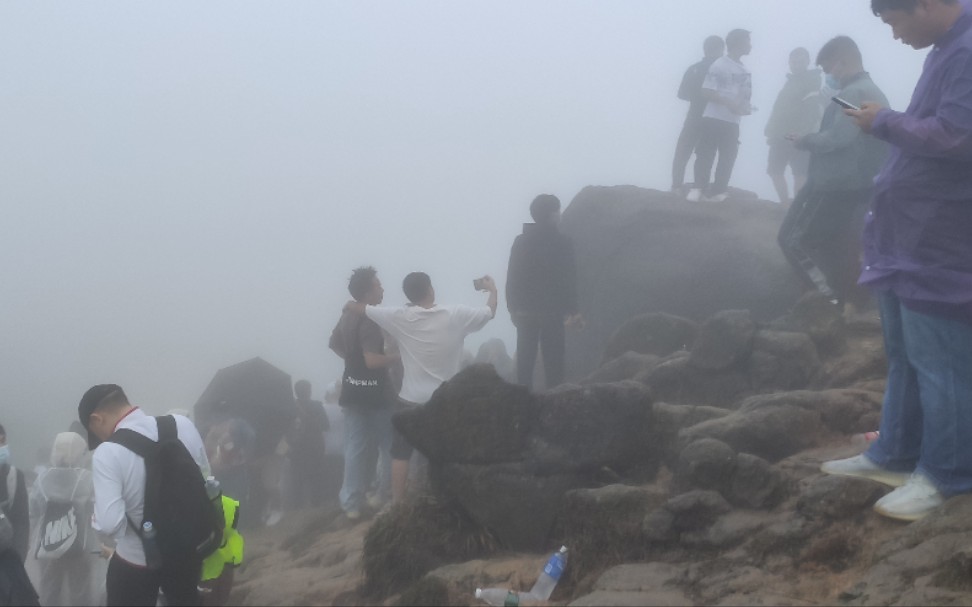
[506,223,577,317]
[0,466,27,563]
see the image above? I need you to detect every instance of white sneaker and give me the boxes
[685,188,703,202]
[873,473,944,521]
[820,454,911,487]
[703,192,729,203]
[366,493,384,510]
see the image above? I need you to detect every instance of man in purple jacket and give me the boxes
[821,0,972,522]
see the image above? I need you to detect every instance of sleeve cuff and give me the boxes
[871,108,893,138]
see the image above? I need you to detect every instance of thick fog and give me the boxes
[0,1,925,462]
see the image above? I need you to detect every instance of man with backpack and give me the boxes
[80,384,221,606]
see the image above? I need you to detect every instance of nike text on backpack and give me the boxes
[33,471,87,559]
[108,415,223,569]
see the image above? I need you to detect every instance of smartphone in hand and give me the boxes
[832,96,860,111]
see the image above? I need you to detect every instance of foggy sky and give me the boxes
[0,1,926,462]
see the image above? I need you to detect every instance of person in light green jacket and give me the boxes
[778,35,889,313]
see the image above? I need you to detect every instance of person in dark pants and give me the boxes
[80,385,210,606]
[671,35,725,194]
[0,424,29,564]
[777,36,889,310]
[688,29,753,203]
[0,547,39,607]
[286,380,330,509]
[506,194,582,389]
[821,0,972,522]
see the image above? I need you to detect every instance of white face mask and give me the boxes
[0,445,10,466]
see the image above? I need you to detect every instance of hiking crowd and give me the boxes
[3,0,972,604]
[674,0,972,524]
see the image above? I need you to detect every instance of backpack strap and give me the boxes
[107,424,163,538]
[1,465,16,511]
[108,429,160,460]
[157,415,178,443]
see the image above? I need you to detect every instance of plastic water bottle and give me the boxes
[141,521,163,570]
[475,588,520,606]
[205,476,225,521]
[205,476,222,501]
[851,431,880,448]
[528,545,568,601]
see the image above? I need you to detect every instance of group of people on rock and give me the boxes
[3,2,972,605]
[328,193,580,520]
[675,0,972,524]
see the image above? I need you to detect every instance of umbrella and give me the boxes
[193,357,296,459]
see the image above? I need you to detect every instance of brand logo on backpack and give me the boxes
[36,502,82,559]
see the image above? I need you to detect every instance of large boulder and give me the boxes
[581,351,660,385]
[679,402,826,462]
[556,484,669,589]
[688,310,756,371]
[747,329,820,391]
[601,312,699,364]
[529,381,656,474]
[393,364,535,465]
[432,463,591,552]
[562,185,803,378]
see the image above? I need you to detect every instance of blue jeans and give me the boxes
[866,292,972,496]
[339,403,392,512]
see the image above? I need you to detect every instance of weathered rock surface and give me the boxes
[689,309,756,371]
[601,312,699,365]
[563,185,804,378]
[394,364,534,465]
[581,350,660,385]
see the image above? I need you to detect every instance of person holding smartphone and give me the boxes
[344,272,496,503]
[777,35,889,313]
[821,0,972,522]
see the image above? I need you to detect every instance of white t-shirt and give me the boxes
[702,56,752,125]
[365,304,493,404]
[91,409,210,566]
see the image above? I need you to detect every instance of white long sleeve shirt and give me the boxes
[91,408,210,566]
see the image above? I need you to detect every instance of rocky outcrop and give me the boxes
[562,185,804,378]
[394,366,657,551]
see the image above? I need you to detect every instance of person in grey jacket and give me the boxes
[777,36,889,311]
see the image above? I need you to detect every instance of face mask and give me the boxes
[0,445,9,466]
[825,74,841,91]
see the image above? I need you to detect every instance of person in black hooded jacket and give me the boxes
[506,194,582,389]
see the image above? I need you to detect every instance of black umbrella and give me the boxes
[193,357,296,459]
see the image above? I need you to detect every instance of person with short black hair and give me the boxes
[821,0,972,522]
[506,194,581,389]
[347,272,497,502]
[687,28,754,203]
[777,35,889,311]
[671,35,725,194]
[0,423,29,563]
[80,384,211,606]
[329,267,398,520]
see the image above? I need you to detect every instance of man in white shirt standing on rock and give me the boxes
[79,384,210,606]
[688,28,754,203]
[349,271,497,502]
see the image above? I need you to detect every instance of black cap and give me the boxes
[78,384,126,450]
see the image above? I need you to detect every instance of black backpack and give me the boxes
[108,416,222,567]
